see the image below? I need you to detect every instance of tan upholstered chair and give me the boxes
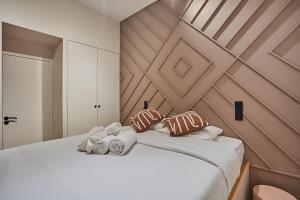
[253,185,296,200]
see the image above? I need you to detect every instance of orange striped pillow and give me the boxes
[163,111,208,137]
[129,108,165,132]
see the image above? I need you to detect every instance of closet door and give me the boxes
[68,41,98,136]
[97,49,120,126]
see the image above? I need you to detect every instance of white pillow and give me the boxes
[151,122,170,134]
[151,122,164,129]
[191,126,223,140]
[151,123,222,139]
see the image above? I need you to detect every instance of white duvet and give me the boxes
[137,131,242,197]
[0,130,243,200]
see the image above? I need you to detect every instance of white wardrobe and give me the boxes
[67,41,120,136]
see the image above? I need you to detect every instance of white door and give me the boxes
[68,41,98,136]
[3,54,50,148]
[98,49,120,126]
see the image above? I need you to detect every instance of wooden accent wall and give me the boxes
[120,0,300,198]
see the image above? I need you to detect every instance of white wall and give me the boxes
[0,0,120,53]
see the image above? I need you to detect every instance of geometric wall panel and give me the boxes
[271,23,300,70]
[147,21,235,113]
[121,0,300,198]
[172,57,192,78]
[158,38,212,98]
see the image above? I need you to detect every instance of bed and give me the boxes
[0,129,247,200]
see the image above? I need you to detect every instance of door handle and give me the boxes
[3,116,18,125]
[4,116,18,121]
[4,120,18,125]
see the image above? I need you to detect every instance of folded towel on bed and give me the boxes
[108,130,137,155]
[78,126,105,152]
[78,123,122,152]
[93,135,115,154]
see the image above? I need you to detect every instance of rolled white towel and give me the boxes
[86,139,94,154]
[108,130,137,155]
[78,123,122,152]
[85,131,108,154]
[93,135,116,154]
[104,122,122,136]
[89,131,107,142]
[78,126,104,152]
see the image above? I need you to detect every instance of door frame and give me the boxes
[0,21,68,149]
[1,20,3,149]
[3,51,52,62]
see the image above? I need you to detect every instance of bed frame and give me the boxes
[228,161,250,200]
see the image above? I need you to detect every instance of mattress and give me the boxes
[0,131,244,200]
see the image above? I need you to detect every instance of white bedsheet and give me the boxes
[0,131,243,200]
[137,131,242,198]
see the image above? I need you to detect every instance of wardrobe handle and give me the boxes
[98,105,101,108]
[94,105,97,108]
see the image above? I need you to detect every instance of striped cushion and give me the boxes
[129,108,164,132]
[163,111,208,137]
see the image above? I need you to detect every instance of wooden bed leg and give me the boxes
[228,161,250,200]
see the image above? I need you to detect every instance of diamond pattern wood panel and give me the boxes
[120,0,300,198]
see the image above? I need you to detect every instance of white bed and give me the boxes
[0,129,244,200]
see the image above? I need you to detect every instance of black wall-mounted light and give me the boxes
[144,101,149,109]
[235,101,243,121]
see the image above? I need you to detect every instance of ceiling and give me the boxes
[74,0,157,22]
